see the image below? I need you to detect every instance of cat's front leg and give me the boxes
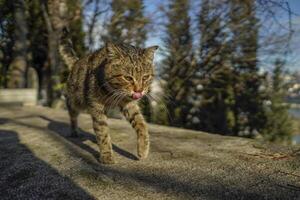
[88,103,115,164]
[121,102,149,160]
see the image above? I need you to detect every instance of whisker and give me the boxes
[104,91,121,109]
[102,86,122,104]
[151,92,176,106]
[146,94,173,123]
[108,92,122,111]
[105,90,127,112]
[112,93,125,109]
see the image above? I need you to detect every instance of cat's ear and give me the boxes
[144,45,159,62]
[106,42,122,59]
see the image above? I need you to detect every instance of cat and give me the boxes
[59,30,158,164]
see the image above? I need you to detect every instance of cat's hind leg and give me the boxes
[66,100,79,137]
[88,103,115,164]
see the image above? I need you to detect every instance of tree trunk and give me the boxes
[41,0,67,106]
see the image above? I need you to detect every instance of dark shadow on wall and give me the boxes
[38,115,138,161]
[0,129,95,200]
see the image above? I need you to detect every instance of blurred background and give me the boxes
[1,0,300,145]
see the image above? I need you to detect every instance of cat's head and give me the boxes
[104,43,158,101]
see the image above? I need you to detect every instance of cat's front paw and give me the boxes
[137,139,149,160]
[100,155,116,164]
[137,148,149,160]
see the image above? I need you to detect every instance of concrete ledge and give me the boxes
[0,106,299,200]
[0,88,37,106]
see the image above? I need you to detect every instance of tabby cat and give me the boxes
[59,31,158,164]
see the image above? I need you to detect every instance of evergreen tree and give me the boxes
[188,0,235,134]
[162,0,194,127]
[105,0,148,47]
[261,59,293,143]
[230,0,267,136]
[26,0,48,96]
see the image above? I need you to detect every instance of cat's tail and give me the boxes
[59,27,79,70]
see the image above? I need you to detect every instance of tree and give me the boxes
[187,0,235,134]
[229,0,267,137]
[261,59,293,143]
[104,0,148,47]
[41,0,85,106]
[84,0,109,50]
[161,0,194,127]
[0,0,15,88]
[26,0,48,96]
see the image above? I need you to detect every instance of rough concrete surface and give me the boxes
[0,106,299,200]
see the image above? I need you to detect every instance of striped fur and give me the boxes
[59,29,79,70]
[59,33,158,164]
[121,102,149,159]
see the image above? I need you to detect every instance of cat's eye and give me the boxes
[124,76,134,82]
[142,75,150,81]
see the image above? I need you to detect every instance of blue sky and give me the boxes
[289,0,300,13]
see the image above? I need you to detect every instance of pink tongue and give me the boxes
[132,92,143,100]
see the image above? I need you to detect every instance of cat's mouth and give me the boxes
[132,92,143,100]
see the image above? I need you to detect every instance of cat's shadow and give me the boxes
[39,115,138,161]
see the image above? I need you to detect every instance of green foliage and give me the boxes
[186,0,291,143]
[152,102,169,125]
[229,0,267,137]
[0,0,14,87]
[260,59,293,143]
[188,0,236,134]
[26,0,48,84]
[196,66,237,134]
[105,0,148,47]
[139,98,152,121]
[161,0,194,127]
[0,0,85,103]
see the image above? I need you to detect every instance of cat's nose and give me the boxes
[132,92,143,100]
